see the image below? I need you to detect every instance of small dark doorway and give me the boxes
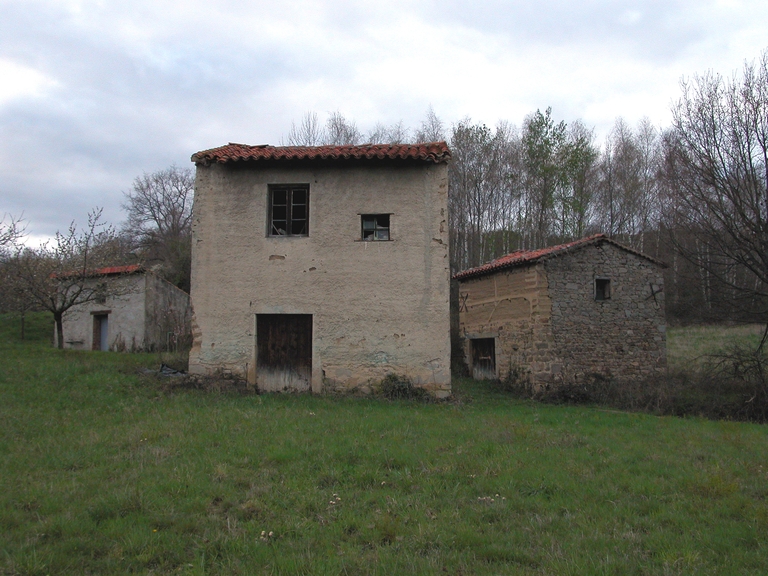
[92,313,109,351]
[256,314,312,391]
[471,338,496,380]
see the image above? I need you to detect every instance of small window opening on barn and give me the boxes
[471,338,496,380]
[268,185,309,237]
[595,278,611,301]
[95,282,108,304]
[361,214,390,241]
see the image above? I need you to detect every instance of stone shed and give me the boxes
[454,234,666,388]
[188,142,451,396]
[57,264,191,352]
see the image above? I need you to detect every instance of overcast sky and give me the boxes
[2,0,767,244]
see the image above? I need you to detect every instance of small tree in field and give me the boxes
[12,209,129,348]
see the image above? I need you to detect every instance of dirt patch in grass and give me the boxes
[154,371,256,395]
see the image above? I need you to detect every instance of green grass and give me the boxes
[667,323,765,371]
[2,313,768,574]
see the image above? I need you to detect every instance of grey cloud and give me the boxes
[1,0,766,239]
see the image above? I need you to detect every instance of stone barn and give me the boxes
[57,265,191,352]
[188,142,451,397]
[454,234,666,388]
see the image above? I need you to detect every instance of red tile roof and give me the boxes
[91,264,143,276]
[52,264,143,280]
[191,142,451,166]
[454,234,665,281]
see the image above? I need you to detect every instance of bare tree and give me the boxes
[325,111,362,146]
[449,119,519,272]
[286,111,324,146]
[0,213,25,249]
[367,120,411,144]
[415,105,446,143]
[122,165,194,291]
[666,50,768,327]
[597,119,644,242]
[11,209,127,348]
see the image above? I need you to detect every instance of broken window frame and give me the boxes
[268,184,309,237]
[360,214,391,241]
[595,278,611,301]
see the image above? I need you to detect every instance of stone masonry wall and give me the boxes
[545,243,666,385]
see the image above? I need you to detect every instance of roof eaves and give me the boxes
[191,142,452,166]
[454,234,666,281]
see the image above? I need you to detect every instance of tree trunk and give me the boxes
[20,310,25,340]
[55,313,64,349]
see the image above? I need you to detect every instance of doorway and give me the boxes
[256,314,312,391]
[471,338,496,380]
[92,313,109,351]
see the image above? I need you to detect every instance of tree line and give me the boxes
[286,50,768,326]
[2,49,767,344]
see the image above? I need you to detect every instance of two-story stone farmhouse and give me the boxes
[188,142,451,397]
[454,234,666,389]
[57,264,190,352]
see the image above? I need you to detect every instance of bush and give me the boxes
[502,351,768,423]
[378,374,428,400]
[498,362,532,395]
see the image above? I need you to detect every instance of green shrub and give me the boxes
[377,373,428,400]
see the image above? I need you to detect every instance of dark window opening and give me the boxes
[471,338,496,380]
[95,282,108,304]
[361,214,390,241]
[269,185,309,237]
[595,278,611,301]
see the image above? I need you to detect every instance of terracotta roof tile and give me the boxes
[91,264,143,276]
[191,142,451,165]
[454,234,665,281]
[52,264,143,280]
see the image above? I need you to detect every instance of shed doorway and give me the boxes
[256,314,312,392]
[471,338,496,380]
[92,313,109,351]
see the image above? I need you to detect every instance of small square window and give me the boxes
[268,185,309,237]
[595,278,611,301]
[95,282,108,304]
[361,214,390,241]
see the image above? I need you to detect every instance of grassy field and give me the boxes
[667,323,766,372]
[1,314,767,575]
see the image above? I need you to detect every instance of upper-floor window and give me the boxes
[361,214,390,241]
[595,278,611,300]
[269,185,309,236]
[94,282,108,304]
